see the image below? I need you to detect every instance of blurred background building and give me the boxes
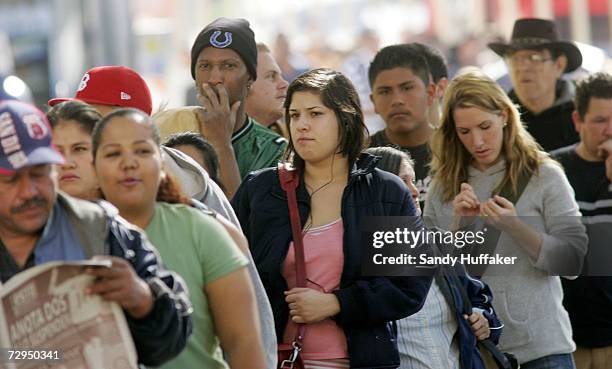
[1,0,611,111]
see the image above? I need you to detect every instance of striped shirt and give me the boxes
[303,358,350,369]
[552,145,612,346]
[396,280,460,369]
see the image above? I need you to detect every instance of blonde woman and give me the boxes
[425,71,587,369]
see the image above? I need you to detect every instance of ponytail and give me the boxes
[156,174,194,207]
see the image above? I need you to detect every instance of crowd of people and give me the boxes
[0,15,611,369]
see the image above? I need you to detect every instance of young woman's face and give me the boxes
[288,91,341,165]
[52,120,100,200]
[453,106,506,171]
[94,115,162,213]
[397,159,421,214]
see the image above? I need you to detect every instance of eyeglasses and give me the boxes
[506,54,552,65]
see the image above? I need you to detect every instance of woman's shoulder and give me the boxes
[242,166,279,188]
[369,167,402,184]
[533,158,566,183]
[368,168,410,198]
[155,202,223,231]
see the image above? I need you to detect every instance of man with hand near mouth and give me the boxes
[488,18,582,152]
[552,73,612,369]
[159,18,286,199]
[368,44,435,208]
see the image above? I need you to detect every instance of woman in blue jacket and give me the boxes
[232,68,432,368]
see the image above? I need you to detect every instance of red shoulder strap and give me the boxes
[278,163,306,343]
[278,163,306,288]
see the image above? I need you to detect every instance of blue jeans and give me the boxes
[521,353,576,369]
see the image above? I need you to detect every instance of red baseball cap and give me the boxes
[48,66,153,115]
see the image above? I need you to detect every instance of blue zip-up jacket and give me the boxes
[438,268,503,369]
[232,154,433,369]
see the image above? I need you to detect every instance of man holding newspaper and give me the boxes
[0,100,192,366]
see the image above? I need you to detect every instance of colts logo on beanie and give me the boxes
[190,17,258,80]
[210,31,233,48]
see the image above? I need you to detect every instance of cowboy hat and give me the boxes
[488,18,582,73]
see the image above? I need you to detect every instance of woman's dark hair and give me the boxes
[163,132,223,190]
[92,108,193,206]
[46,100,102,134]
[365,146,414,175]
[283,68,369,171]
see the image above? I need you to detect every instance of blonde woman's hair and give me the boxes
[430,70,548,202]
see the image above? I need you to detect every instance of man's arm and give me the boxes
[106,218,193,366]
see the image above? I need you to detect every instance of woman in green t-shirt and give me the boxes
[91,108,266,369]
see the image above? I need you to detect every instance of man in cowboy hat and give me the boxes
[489,18,582,152]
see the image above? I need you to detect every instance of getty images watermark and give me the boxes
[361,216,590,277]
[371,227,517,267]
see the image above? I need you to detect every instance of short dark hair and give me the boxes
[408,42,448,82]
[575,72,612,120]
[365,146,414,176]
[164,132,222,187]
[368,44,430,88]
[283,68,368,171]
[46,100,101,134]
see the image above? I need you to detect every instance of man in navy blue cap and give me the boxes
[0,100,193,366]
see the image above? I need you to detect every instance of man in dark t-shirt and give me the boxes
[367,44,436,208]
[551,72,612,369]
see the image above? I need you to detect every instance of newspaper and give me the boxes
[0,261,138,369]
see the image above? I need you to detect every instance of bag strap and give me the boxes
[278,163,306,345]
[497,170,531,205]
[441,266,517,369]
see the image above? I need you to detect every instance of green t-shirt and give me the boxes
[146,202,249,369]
[232,117,287,179]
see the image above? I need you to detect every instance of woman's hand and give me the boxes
[480,195,519,232]
[285,288,340,324]
[464,312,490,341]
[453,183,480,217]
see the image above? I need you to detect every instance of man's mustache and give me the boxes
[11,197,48,214]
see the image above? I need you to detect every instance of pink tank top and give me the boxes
[282,218,348,360]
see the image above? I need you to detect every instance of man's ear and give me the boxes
[572,110,582,134]
[436,78,449,100]
[554,54,568,78]
[370,93,379,115]
[426,81,436,107]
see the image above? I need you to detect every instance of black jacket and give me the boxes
[232,155,432,368]
[509,79,579,152]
